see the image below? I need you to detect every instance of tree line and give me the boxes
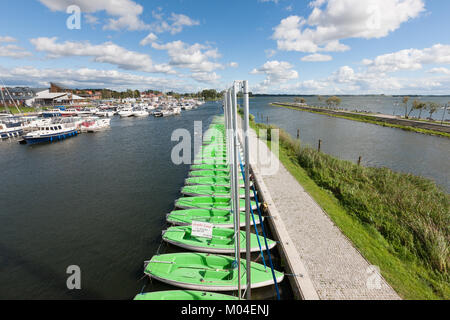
[401,97,448,120]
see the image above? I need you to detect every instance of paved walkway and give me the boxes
[239,119,400,300]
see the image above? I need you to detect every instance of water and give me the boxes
[262,95,450,120]
[248,96,450,192]
[1,96,448,300]
[0,103,223,299]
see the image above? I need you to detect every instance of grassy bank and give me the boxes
[0,106,37,114]
[248,116,449,299]
[271,103,450,139]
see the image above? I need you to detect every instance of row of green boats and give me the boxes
[135,116,284,301]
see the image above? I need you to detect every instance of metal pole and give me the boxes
[243,80,251,300]
[231,83,241,299]
[441,103,448,126]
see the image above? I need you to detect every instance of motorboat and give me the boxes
[96,110,115,117]
[172,107,181,115]
[118,107,134,117]
[21,120,79,145]
[132,108,149,117]
[80,117,111,132]
[0,122,23,139]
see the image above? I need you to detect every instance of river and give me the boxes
[0,103,223,299]
[0,96,448,300]
[248,96,450,192]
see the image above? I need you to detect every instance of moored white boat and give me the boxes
[132,108,149,117]
[96,110,115,117]
[80,118,111,132]
[118,107,133,117]
[0,122,23,139]
[21,121,79,145]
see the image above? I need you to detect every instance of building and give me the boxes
[27,89,86,107]
[0,87,47,107]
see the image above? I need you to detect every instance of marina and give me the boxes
[0,0,449,304]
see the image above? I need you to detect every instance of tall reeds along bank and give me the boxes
[251,119,449,299]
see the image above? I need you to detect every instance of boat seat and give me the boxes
[200,269,230,280]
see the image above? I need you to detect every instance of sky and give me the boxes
[0,0,449,94]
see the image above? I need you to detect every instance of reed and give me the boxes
[251,119,450,299]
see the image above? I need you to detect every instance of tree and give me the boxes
[200,89,220,101]
[326,96,342,108]
[294,97,306,104]
[427,102,439,120]
[403,96,410,118]
[410,100,426,118]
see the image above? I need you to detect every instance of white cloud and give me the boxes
[251,60,298,89]
[30,37,173,74]
[428,67,450,75]
[152,40,222,73]
[363,44,450,73]
[39,0,149,31]
[273,0,425,53]
[149,11,200,35]
[228,62,239,68]
[0,44,32,58]
[0,36,17,43]
[85,14,99,25]
[0,37,31,58]
[140,33,158,46]
[301,53,332,62]
[0,65,190,91]
[265,49,277,58]
[191,72,221,84]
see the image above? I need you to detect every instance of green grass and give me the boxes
[0,106,38,114]
[271,103,450,139]
[249,118,449,300]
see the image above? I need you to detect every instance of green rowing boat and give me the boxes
[134,290,238,300]
[185,177,245,187]
[163,226,276,254]
[144,253,284,291]
[191,164,230,171]
[166,209,262,228]
[175,197,257,211]
[189,170,231,178]
[181,185,246,198]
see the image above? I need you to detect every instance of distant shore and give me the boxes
[271,102,450,138]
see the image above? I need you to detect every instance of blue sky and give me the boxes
[0,0,449,94]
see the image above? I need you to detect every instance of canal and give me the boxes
[248,96,450,192]
[0,103,222,299]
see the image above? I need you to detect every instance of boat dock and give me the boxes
[237,116,401,300]
[137,81,401,300]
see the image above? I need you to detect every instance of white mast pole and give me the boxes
[243,80,252,299]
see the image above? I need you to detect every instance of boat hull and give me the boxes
[134,290,239,301]
[22,129,79,145]
[166,209,262,228]
[162,226,276,254]
[1,128,23,139]
[144,253,284,292]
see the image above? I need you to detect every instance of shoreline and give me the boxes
[271,103,450,138]
[244,111,449,300]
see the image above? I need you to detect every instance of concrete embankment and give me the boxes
[238,116,401,300]
[273,102,450,135]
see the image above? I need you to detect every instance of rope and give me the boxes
[238,153,267,269]
[238,152,281,300]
